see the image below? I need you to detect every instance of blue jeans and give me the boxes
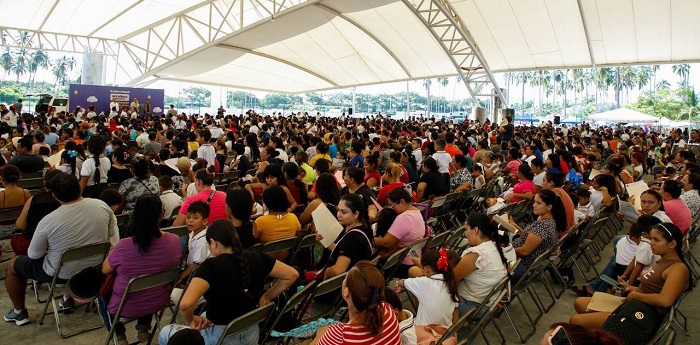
[97,296,152,340]
[159,323,258,345]
[513,263,527,282]
[589,236,625,292]
[458,298,487,319]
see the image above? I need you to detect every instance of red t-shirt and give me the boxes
[316,302,401,345]
[179,190,228,224]
[377,182,417,206]
[364,171,381,186]
[444,144,462,157]
[399,164,409,184]
[511,180,536,203]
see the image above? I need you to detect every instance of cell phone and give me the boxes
[600,274,625,291]
[409,250,419,259]
[548,325,572,345]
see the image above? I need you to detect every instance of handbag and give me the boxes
[67,265,107,302]
[602,299,662,345]
[415,324,456,345]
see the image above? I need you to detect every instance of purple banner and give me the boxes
[68,84,165,116]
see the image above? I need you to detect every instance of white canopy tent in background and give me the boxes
[1,0,700,96]
[588,108,658,123]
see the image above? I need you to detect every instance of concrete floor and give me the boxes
[0,225,697,345]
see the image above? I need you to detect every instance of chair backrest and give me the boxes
[427,231,451,250]
[18,178,44,189]
[162,225,189,237]
[246,168,258,177]
[381,247,409,282]
[312,272,347,300]
[408,237,430,256]
[435,307,477,345]
[60,242,112,264]
[265,281,316,335]
[262,237,299,257]
[511,248,554,294]
[116,213,130,227]
[0,206,23,224]
[113,268,179,320]
[461,289,509,343]
[216,303,276,345]
[169,206,181,219]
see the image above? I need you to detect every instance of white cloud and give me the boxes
[153,107,162,113]
[87,96,98,103]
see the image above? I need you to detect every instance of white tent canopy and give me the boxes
[588,108,658,123]
[2,0,700,93]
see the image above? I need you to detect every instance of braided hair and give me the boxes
[87,135,106,185]
[206,219,253,298]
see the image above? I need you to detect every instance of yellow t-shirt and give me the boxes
[309,154,331,168]
[254,213,301,244]
[188,141,200,154]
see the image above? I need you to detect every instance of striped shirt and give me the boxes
[316,302,401,345]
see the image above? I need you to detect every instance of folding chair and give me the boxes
[215,303,276,345]
[0,206,23,225]
[262,237,299,263]
[462,289,510,345]
[18,177,44,190]
[287,234,319,268]
[427,231,451,251]
[246,168,258,177]
[260,281,317,345]
[162,225,189,238]
[104,268,180,345]
[298,272,347,323]
[37,242,112,338]
[648,306,676,345]
[380,247,409,284]
[432,307,476,345]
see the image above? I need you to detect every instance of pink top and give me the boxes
[180,189,228,224]
[107,233,181,316]
[663,198,692,236]
[387,209,426,265]
[512,180,536,203]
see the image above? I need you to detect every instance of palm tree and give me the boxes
[51,56,77,91]
[656,80,671,91]
[651,64,660,92]
[679,88,699,120]
[11,49,29,82]
[595,68,614,104]
[515,71,531,116]
[27,50,49,89]
[672,64,691,89]
[437,77,449,113]
[0,48,13,78]
[423,79,433,115]
[617,67,636,104]
[634,66,652,92]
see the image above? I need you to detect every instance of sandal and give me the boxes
[569,286,593,297]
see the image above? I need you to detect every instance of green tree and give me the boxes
[11,49,28,82]
[183,86,211,107]
[51,56,76,91]
[304,92,324,105]
[1,48,13,77]
[672,64,691,89]
[27,50,49,89]
[226,91,250,108]
[260,94,302,109]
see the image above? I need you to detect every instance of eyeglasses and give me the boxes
[386,202,397,209]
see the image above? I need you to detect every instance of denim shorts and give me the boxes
[159,323,258,345]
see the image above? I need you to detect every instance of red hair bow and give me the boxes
[437,248,449,272]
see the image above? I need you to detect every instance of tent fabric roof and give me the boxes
[588,108,657,123]
[3,0,700,93]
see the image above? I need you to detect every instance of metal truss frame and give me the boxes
[119,0,317,86]
[401,0,508,107]
[0,27,119,56]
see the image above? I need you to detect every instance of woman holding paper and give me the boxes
[632,190,672,223]
[316,193,373,279]
[508,189,564,281]
[569,223,691,330]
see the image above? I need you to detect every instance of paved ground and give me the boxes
[0,223,697,345]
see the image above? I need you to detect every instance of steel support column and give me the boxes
[401,0,508,107]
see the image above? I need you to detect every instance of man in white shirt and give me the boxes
[159,176,183,220]
[207,121,223,139]
[135,127,149,147]
[197,129,216,167]
[109,97,120,113]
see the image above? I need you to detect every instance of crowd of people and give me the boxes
[0,101,696,345]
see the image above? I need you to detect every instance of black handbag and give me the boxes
[602,300,662,345]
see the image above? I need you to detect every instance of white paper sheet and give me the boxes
[492,212,519,233]
[311,203,343,248]
[625,181,649,210]
[618,199,640,222]
[47,149,64,168]
[588,169,603,180]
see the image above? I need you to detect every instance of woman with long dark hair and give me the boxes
[99,195,181,345]
[452,213,510,316]
[570,222,691,330]
[315,261,400,344]
[282,162,309,206]
[243,133,260,162]
[508,189,564,280]
[79,135,110,198]
[299,173,340,225]
[118,156,160,214]
[158,220,299,345]
[225,188,256,249]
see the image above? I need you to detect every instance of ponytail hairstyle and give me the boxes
[537,189,567,233]
[61,150,77,175]
[87,135,106,185]
[194,166,216,186]
[466,212,514,282]
[548,322,623,345]
[345,261,386,335]
[653,223,693,290]
[128,195,163,253]
[340,193,371,231]
[420,249,459,302]
[206,219,253,298]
